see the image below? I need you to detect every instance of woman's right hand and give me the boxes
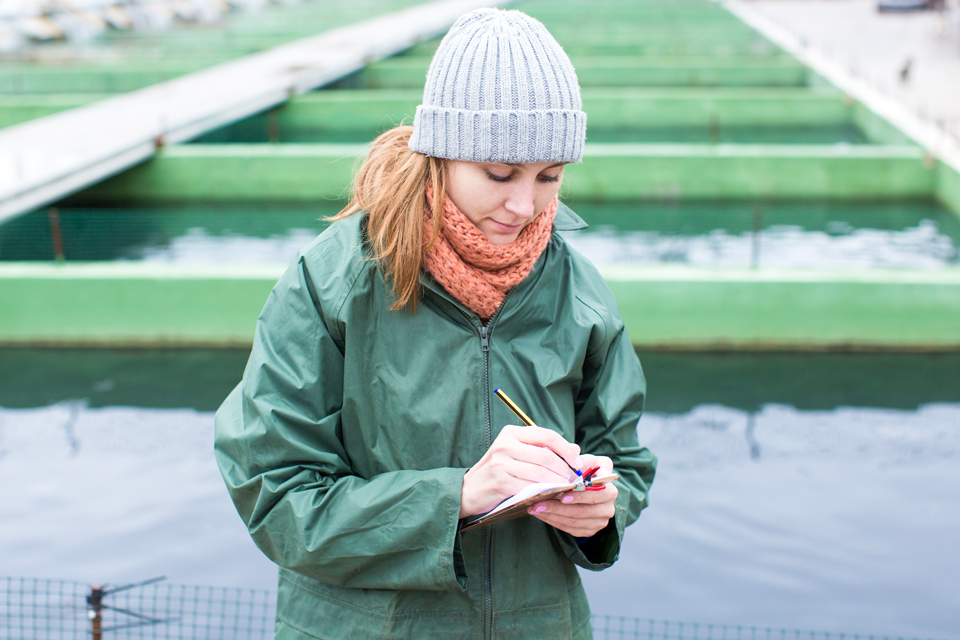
[460,425,582,518]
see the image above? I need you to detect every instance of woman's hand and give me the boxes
[460,425,581,518]
[527,454,617,538]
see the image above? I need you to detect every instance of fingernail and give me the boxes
[574,456,583,468]
[533,504,547,514]
[562,494,575,504]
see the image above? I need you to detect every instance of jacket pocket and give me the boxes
[277,568,479,640]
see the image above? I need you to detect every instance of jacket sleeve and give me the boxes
[552,305,657,571]
[214,257,468,591]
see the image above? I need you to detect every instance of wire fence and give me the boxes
[0,577,274,639]
[2,576,954,640]
[590,615,947,640]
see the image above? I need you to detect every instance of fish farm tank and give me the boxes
[2,0,959,637]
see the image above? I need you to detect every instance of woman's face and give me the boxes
[445,160,565,246]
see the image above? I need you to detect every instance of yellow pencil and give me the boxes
[494,388,536,426]
[493,388,583,479]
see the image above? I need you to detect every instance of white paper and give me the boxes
[486,482,572,516]
[484,471,617,516]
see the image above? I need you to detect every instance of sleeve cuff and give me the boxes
[447,468,469,590]
[551,480,629,570]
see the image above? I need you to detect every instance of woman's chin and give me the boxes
[484,230,521,246]
[481,221,525,245]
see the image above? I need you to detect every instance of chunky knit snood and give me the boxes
[423,187,557,322]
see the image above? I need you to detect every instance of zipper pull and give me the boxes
[479,325,489,352]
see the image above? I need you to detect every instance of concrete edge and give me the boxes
[4,262,958,284]
[0,262,286,279]
[0,0,519,223]
[723,0,960,215]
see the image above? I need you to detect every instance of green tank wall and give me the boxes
[3,0,960,349]
[2,264,958,349]
[72,143,935,203]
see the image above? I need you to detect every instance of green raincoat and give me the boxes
[214,203,657,640]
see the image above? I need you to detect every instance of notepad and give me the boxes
[460,472,618,532]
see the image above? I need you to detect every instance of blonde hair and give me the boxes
[331,125,447,312]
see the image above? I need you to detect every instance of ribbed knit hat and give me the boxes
[408,8,586,164]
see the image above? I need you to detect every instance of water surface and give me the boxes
[564,200,960,269]
[1,350,957,637]
[4,200,957,270]
[0,203,337,263]
[582,402,960,638]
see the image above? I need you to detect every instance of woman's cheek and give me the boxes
[540,181,562,211]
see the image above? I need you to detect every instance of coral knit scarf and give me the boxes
[423,187,557,322]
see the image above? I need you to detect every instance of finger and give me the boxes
[577,455,614,483]
[513,442,581,482]
[534,508,611,527]
[554,487,617,506]
[527,509,612,538]
[530,498,616,520]
[492,432,580,481]
[505,459,574,486]
[507,426,581,468]
[579,454,613,474]
[553,481,618,505]
[596,456,613,474]
[531,511,612,538]
[540,521,606,538]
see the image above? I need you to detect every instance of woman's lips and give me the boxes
[491,219,522,233]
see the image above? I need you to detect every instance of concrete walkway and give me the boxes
[738,0,960,141]
[0,0,512,224]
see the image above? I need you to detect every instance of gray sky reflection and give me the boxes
[0,402,957,638]
[581,403,960,638]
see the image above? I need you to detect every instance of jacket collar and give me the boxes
[553,201,588,232]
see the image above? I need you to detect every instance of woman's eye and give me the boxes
[485,170,512,183]
[538,173,561,183]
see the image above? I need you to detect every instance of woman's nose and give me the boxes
[504,181,537,219]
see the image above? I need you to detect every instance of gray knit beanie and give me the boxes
[408,8,586,164]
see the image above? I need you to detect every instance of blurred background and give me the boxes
[1,0,959,638]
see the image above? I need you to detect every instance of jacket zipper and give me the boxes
[455,303,507,640]
[478,323,493,640]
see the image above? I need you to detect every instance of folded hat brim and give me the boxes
[409,105,586,164]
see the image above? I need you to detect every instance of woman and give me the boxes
[215,8,656,640]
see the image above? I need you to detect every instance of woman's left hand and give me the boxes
[527,454,617,538]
